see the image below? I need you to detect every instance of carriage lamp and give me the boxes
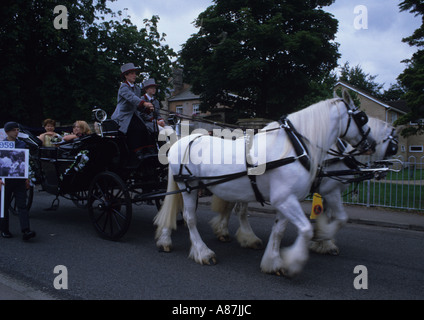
[92,108,107,123]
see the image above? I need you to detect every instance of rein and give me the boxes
[314,125,399,189]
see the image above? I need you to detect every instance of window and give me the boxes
[390,112,398,124]
[401,145,406,153]
[192,104,200,115]
[409,145,423,153]
[176,106,183,114]
[410,118,424,126]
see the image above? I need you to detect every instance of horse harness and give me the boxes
[313,127,399,191]
[172,98,372,205]
[173,115,311,205]
[312,139,372,191]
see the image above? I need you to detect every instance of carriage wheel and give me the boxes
[10,186,34,216]
[70,190,89,209]
[88,171,132,241]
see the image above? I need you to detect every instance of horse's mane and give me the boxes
[261,98,340,178]
[263,99,338,157]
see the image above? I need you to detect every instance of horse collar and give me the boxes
[278,116,311,172]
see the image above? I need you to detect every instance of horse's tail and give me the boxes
[153,166,183,239]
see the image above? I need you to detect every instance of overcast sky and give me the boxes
[107,0,421,90]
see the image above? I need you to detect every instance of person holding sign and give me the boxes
[0,121,36,241]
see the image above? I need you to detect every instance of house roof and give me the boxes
[335,81,408,115]
[385,100,410,114]
[168,86,200,102]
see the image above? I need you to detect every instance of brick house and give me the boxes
[167,84,202,117]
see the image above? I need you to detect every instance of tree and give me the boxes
[0,0,176,126]
[0,0,110,125]
[396,0,424,136]
[339,62,384,98]
[86,13,176,116]
[380,82,406,102]
[179,0,339,120]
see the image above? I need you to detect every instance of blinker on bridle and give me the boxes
[340,102,372,151]
[383,128,399,158]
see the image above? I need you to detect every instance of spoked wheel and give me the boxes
[70,190,89,209]
[88,171,132,241]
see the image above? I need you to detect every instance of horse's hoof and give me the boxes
[270,269,291,277]
[205,257,217,265]
[158,245,172,253]
[279,268,297,279]
[218,235,231,243]
[251,241,263,250]
[328,248,340,256]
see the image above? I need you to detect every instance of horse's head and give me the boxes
[368,118,398,160]
[338,90,376,155]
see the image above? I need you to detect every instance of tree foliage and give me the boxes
[336,62,407,107]
[339,62,384,98]
[179,0,339,120]
[397,0,424,136]
[0,0,176,126]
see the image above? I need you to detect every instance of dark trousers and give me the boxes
[126,115,155,152]
[0,179,30,232]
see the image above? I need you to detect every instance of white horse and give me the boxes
[210,117,397,256]
[309,117,398,255]
[154,90,375,277]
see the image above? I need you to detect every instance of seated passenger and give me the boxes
[37,118,62,146]
[63,120,92,142]
[140,78,165,132]
[111,63,157,161]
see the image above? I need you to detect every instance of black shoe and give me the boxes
[22,230,36,241]
[1,231,13,238]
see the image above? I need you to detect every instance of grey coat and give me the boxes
[111,82,145,134]
[140,94,163,133]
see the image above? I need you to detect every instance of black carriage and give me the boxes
[20,109,168,240]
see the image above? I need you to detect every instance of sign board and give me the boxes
[0,148,29,179]
[0,141,15,149]
[310,193,323,219]
[0,147,29,219]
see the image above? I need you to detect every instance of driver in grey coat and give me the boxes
[111,63,156,160]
